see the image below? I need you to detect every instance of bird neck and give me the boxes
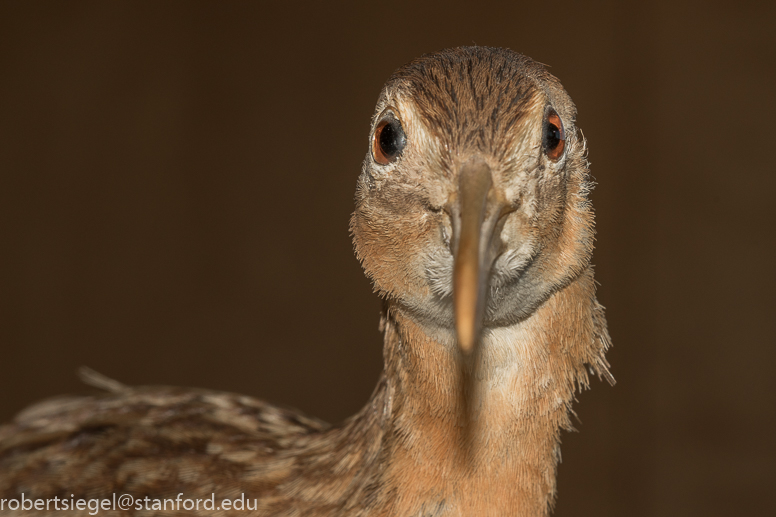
[372,268,610,516]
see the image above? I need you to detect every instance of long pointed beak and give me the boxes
[452,158,501,355]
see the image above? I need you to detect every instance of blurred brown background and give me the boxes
[1,1,774,515]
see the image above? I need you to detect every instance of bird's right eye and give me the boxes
[543,109,566,162]
[372,115,406,165]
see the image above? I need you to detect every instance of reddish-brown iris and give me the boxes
[544,110,566,161]
[372,116,406,165]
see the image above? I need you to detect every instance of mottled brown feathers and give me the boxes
[0,46,612,517]
[0,380,392,516]
[385,47,568,159]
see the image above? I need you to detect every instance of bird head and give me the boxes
[351,47,596,357]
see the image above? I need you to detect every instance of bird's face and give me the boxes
[351,48,595,353]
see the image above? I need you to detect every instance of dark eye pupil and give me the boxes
[379,120,405,158]
[544,123,561,150]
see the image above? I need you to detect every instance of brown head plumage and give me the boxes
[352,47,600,357]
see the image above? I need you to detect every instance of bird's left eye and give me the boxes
[372,115,406,165]
[543,109,566,161]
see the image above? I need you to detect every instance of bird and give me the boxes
[0,46,613,517]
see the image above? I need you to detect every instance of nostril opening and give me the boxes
[440,209,454,252]
[443,204,460,255]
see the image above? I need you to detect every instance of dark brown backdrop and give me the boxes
[1,1,774,516]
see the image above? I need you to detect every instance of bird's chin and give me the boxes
[392,241,553,340]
